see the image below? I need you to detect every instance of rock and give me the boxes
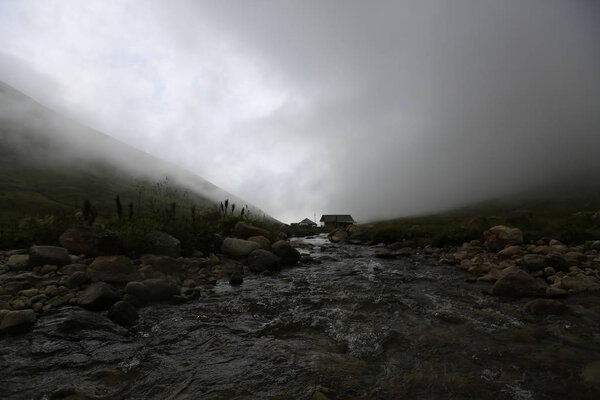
[523,299,567,315]
[40,264,58,275]
[60,264,88,275]
[229,272,243,286]
[141,278,179,301]
[66,271,89,289]
[247,249,281,273]
[491,270,548,297]
[19,288,39,297]
[107,300,138,327]
[6,255,29,271]
[145,230,181,258]
[28,245,71,267]
[234,221,273,241]
[271,240,301,266]
[140,254,182,274]
[545,253,570,271]
[483,226,523,252]
[78,282,120,311]
[561,275,600,293]
[124,281,150,301]
[517,254,547,272]
[89,256,140,283]
[221,237,261,258]
[247,235,272,250]
[0,309,37,333]
[546,286,568,298]
[59,227,122,257]
[196,208,221,221]
[532,245,554,255]
[328,228,348,243]
[498,245,525,259]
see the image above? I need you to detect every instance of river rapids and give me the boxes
[2,235,600,399]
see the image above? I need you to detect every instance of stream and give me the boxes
[2,234,600,399]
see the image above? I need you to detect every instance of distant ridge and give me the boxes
[0,80,275,222]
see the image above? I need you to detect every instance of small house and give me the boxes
[320,214,355,229]
[298,218,317,227]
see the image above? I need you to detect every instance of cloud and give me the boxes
[1,0,599,223]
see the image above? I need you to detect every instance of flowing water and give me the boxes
[2,235,600,399]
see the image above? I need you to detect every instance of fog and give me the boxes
[1,0,599,223]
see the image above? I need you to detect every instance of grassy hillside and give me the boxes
[368,186,600,247]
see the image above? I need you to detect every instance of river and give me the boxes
[2,234,600,399]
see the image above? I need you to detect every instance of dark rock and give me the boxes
[545,253,570,271]
[234,221,273,241]
[247,235,272,250]
[517,254,547,272]
[271,240,301,266]
[491,270,548,298]
[229,272,243,286]
[56,309,127,335]
[89,256,140,283]
[60,264,88,275]
[0,309,37,333]
[66,271,89,289]
[374,250,396,259]
[221,237,261,258]
[145,230,181,258]
[498,245,525,259]
[59,227,122,257]
[28,245,71,267]
[561,275,600,293]
[483,226,523,252]
[523,299,567,315]
[140,254,182,274]
[141,278,179,301]
[78,282,121,311]
[124,281,150,303]
[247,249,281,272]
[6,255,29,271]
[328,229,348,243]
[107,300,138,327]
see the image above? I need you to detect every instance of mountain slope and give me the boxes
[0,81,272,223]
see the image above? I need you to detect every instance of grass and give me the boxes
[368,196,600,247]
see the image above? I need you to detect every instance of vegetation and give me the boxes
[368,197,600,247]
[0,175,279,256]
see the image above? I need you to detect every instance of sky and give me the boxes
[0,0,599,224]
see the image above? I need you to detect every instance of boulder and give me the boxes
[221,237,261,258]
[89,256,140,283]
[0,309,37,333]
[271,240,301,266]
[78,282,121,311]
[124,281,150,301]
[328,229,348,243]
[140,254,182,274]
[60,264,87,275]
[517,254,547,272]
[145,230,181,258]
[65,271,89,289]
[560,275,600,293]
[545,253,570,271]
[59,227,122,257]
[248,235,272,250]
[234,221,273,241]
[141,278,179,301]
[483,226,523,252]
[28,245,71,267]
[497,246,525,259]
[6,255,29,271]
[523,299,567,315]
[491,270,548,298]
[247,249,281,272]
[107,301,138,327]
[229,272,243,286]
